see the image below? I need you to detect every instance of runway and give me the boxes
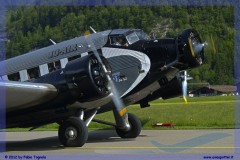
[2,129,238,156]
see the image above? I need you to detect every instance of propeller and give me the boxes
[180,29,206,68]
[84,32,126,117]
[180,30,207,103]
[187,30,207,66]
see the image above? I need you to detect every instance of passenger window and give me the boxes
[88,49,102,56]
[48,63,55,72]
[48,60,61,72]
[27,67,40,79]
[8,72,20,81]
[55,61,61,70]
[68,55,81,61]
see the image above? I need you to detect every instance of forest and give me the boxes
[5,6,234,85]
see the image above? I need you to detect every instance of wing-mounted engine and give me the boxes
[64,54,110,102]
[32,54,111,103]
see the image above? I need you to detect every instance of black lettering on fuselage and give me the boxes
[48,44,78,58]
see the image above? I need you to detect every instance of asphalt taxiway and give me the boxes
[2,129,238,155]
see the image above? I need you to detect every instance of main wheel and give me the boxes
[115,113,142,138]
[58,117,88,147]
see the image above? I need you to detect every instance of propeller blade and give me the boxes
[84,34,127,117]
[108,79,126,116]
[182,70,188,104]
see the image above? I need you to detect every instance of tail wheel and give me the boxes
[58,117,88,147]
[115,113,142,138]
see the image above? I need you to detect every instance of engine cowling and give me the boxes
[64,54,110,102]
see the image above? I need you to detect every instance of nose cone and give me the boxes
[179,29,205,68]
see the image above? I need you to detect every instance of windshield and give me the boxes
[126,30,150,45]
[126,32,139,45]
[135,30,150,40]
[109,29,150,46]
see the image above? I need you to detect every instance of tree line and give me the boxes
[5,6,234,85]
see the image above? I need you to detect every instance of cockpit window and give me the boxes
[126,32,139,45]
[109,29,150,46]
[110,37,129,47]
[110,37,119,45]
[135,30,150,40]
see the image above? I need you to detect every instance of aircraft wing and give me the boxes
[0,81,58,112]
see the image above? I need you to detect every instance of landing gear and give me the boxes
[58,117,88,147]
[58,109,142,147]
[115,113,142,138]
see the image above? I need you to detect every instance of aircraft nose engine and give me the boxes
[64,54,110,102]
[179,29,205,68]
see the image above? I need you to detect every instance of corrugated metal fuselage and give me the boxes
[3,29,182,128]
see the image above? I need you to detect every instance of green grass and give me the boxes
[90,96,235,130]
[6,96,236,131]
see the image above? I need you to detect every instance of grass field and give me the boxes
[6,96,237,131]
[90,96,235,130]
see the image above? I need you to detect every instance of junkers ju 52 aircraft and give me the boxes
[0,28,205,147]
